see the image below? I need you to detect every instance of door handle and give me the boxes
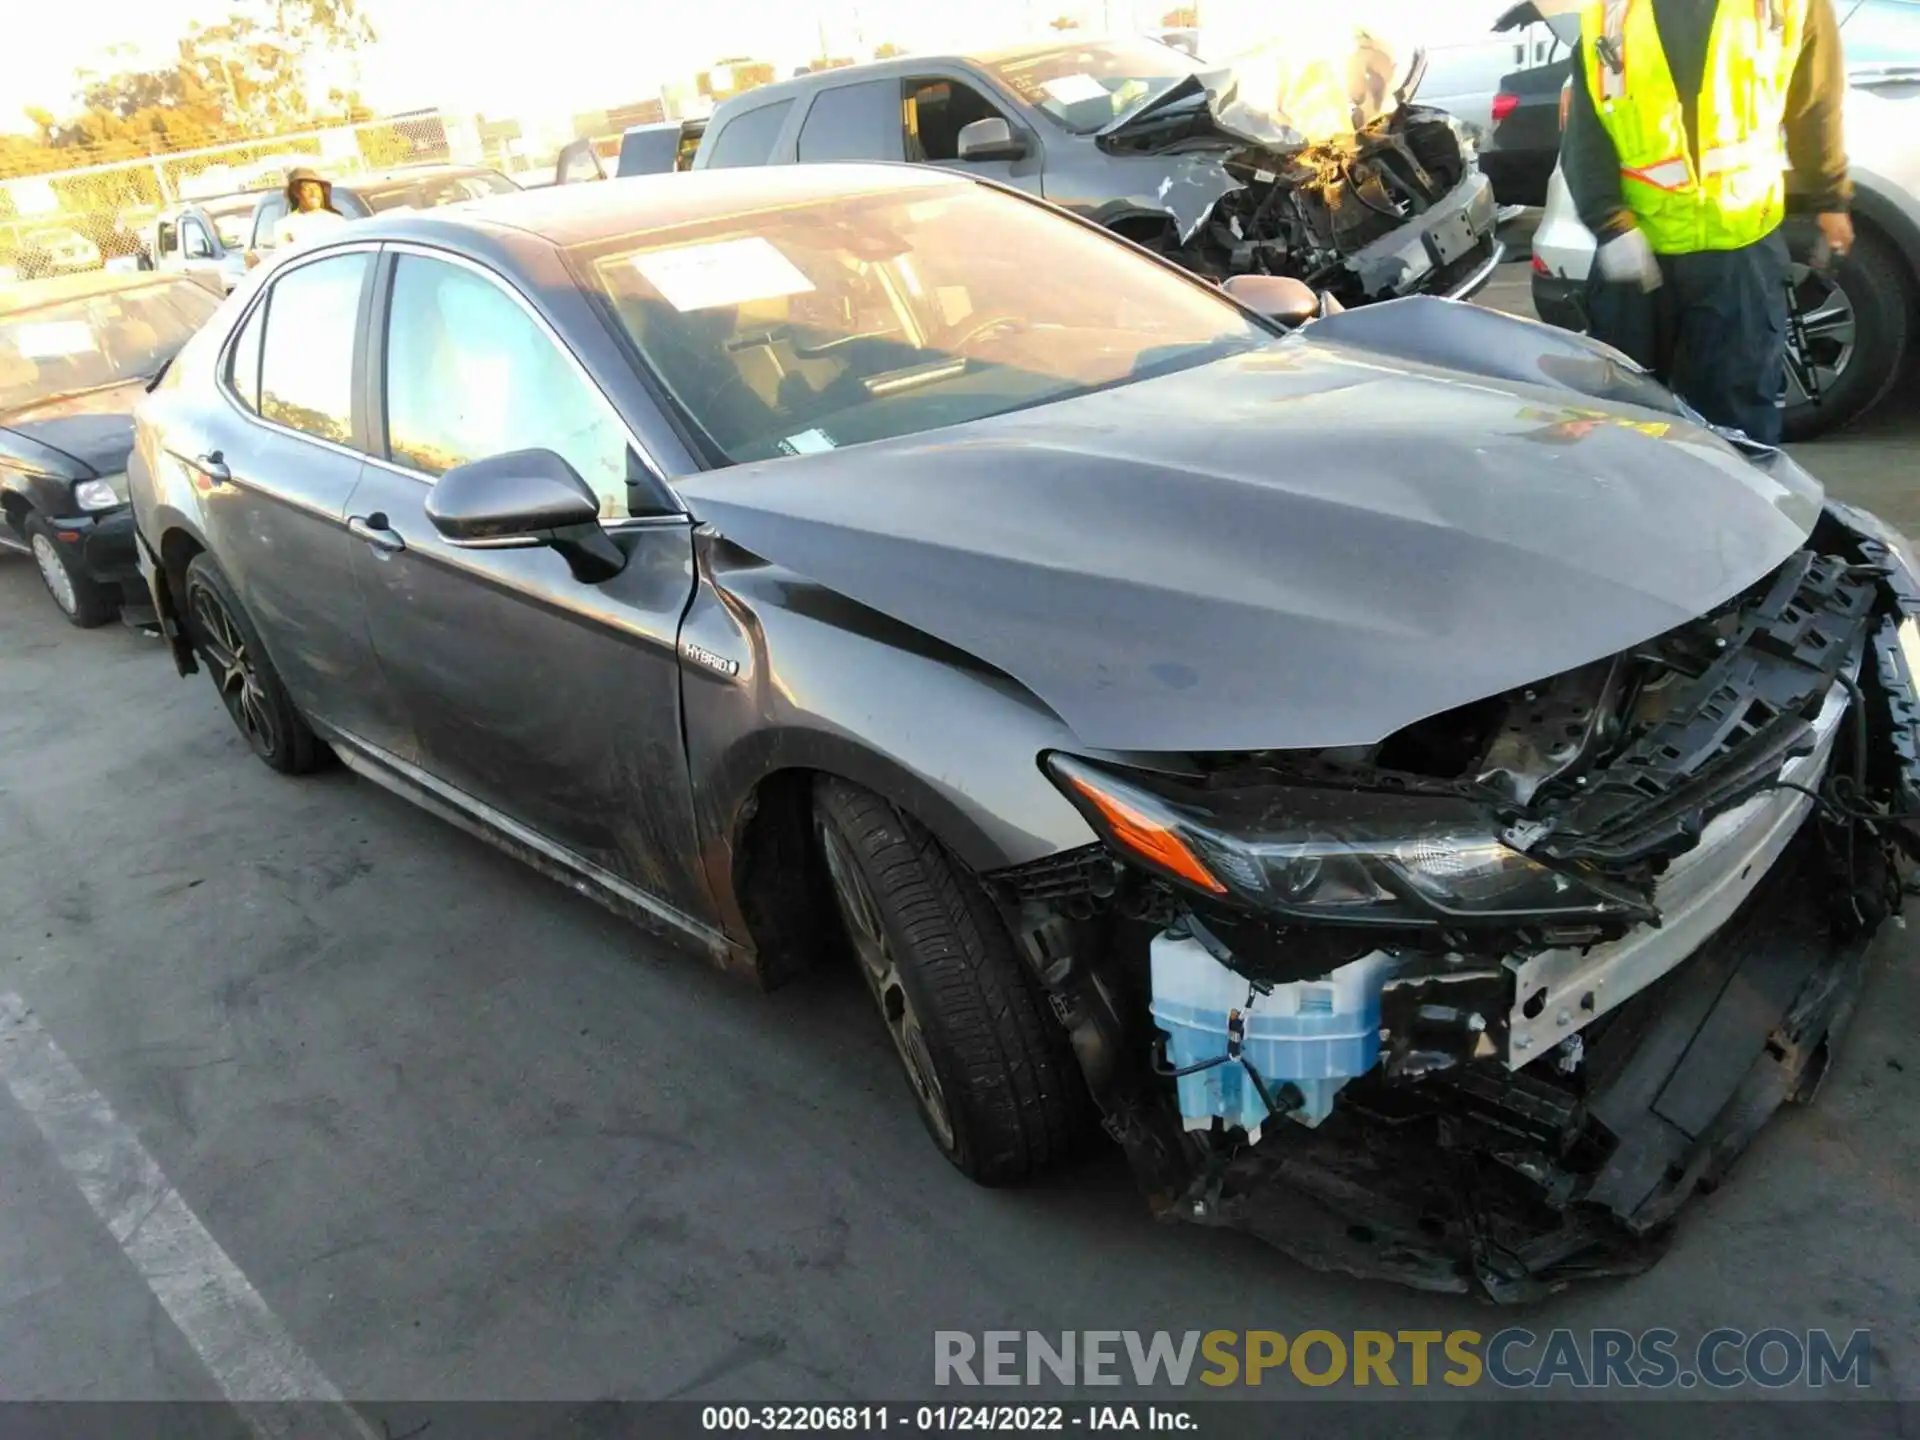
[194,451,230,484]
[348,513,406,553]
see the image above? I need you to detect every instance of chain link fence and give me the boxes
[1,111,458,284]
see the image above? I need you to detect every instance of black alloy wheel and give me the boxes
[182,554,323,774]
[812,777,1089,1184]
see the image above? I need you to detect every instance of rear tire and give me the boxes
[182,553,324,775]
[813,777,1088,1184]
[1781,224,1911,441]
[25,512,117,628]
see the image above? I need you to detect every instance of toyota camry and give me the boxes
[128,166,1920,1299]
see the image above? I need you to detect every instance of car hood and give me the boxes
[676,342,1820,754]
[1100,27,1411,153]
[0,379,146,480]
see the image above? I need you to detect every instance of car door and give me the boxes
[179,242,416,755]
[345,245,714,923]
[178,209,227,287]
[905,71,1045,195]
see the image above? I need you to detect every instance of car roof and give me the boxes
[346,162,508,188]
[0,269,214,316]
[356,162,961,250]
[710,37,1137,110]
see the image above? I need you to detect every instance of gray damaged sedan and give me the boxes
[129,166,1920,1300]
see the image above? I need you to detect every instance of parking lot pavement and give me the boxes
[2,339,1918,1414]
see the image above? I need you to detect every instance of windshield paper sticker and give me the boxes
[779,428,837,455]
[12,321,95,358]
[1041,73,1111,106]
[633,237,816,313]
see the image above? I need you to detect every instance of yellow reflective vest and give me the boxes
[1580,0,1805,253]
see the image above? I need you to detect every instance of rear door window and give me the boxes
[797,80,907,161]
[704,99,796,167]
[617,128,679,176]
[257,252,370,445]
[227,296,267,412]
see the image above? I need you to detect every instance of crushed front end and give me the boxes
[1096,41,1502,303]
[1192,109,1501,304]
[991,505,1920,1300]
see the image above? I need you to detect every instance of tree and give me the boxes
[1048,16,1081,30]
[0,0,377,179]
[873,41,905,58]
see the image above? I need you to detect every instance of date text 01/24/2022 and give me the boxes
[700,1405,1198,1432]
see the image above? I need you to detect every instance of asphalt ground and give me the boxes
[1,246,1916,1429]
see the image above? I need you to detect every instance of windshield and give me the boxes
[206,202,256,249]
[0,279,221,411]
[984,42,1205,133]
[582,181,1269,465]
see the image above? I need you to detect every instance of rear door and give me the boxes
[794,78,907,162]
[177,208,228,288]
[182,242,414,754]
[344,245,713,922]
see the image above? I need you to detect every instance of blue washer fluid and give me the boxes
[1149,927,1392,1137]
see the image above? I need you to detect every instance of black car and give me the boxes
[1478,58,1571,207]
[1475,1,1576,208]
[1,270,224,625]
[129,167,1920,1300]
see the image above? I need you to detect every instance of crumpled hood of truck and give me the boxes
[678,339,1823,755]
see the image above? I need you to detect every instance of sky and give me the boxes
[1,0,1483,140]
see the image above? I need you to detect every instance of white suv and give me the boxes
[1529,0,1920,437]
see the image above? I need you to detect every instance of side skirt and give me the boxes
[320,727,757,981]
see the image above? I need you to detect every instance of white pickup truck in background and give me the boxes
[126,192,263,294]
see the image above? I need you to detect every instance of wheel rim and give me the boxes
[187,581,280,759]
[1783,262,1857,409]
[819,819,957,1150]
[30,534,78,617]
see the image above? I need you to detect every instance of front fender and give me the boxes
[1305,294,1692,417]
[680,530,1098,946]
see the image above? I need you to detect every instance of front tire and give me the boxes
[25,512,116,628]
[182,553,323,775]
[813,777,1088,1184]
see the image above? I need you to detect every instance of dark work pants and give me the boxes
[1584,227,1791,445]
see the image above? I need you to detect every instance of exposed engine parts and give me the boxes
[992,521,1920,1299]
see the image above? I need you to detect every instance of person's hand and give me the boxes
[244,249,260,269]
[1815,211,1854,268]
[1597,226,1662,291]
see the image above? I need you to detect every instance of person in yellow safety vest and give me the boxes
[1561,0,1852,444]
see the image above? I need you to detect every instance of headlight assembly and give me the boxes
[1044,753,1652,929]
[71,474,127,511]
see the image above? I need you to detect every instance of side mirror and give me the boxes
[425,448,628,584]
[957,117,1027,163]
[1221,274,1326,327]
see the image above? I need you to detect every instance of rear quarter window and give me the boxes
[704,99,796,167]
